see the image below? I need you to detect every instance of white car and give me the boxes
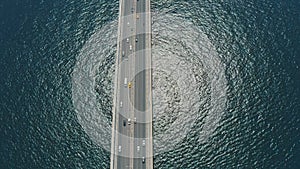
[118,145,122,152]
[126,38,129,43]
[142,140,145,146]
[129,45,132,51]
[120,101,123,108]
[137,146,140,152]
[128,118,131,125]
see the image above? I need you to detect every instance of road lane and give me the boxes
[134,0,147,168]
[116,0,135,168]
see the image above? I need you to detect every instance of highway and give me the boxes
[110,0,153,168]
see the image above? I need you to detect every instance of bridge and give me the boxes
[110,0,153,168]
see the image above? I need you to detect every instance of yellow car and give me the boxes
[128,82,132,88]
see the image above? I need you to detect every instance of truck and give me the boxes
[124,78,128,87]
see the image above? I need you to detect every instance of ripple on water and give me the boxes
[71,12,227,156]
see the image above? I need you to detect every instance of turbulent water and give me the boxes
[1,0,300,168]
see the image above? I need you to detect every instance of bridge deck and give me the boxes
[110,0,152,168]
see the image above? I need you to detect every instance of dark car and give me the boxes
[123,120,126,126]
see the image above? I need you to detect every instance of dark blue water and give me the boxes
[1,0,300,168]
